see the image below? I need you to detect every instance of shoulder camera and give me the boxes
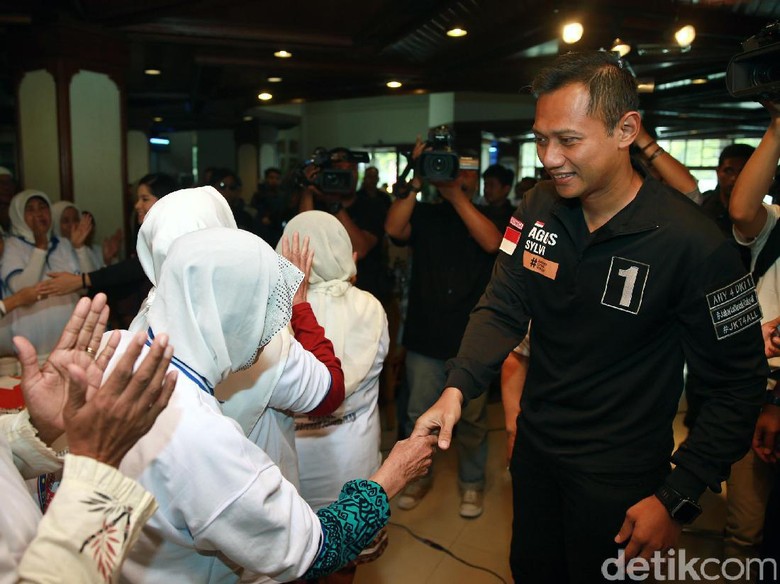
[296,147,370,196]
[726,21,780,102]
[416,126,478,182]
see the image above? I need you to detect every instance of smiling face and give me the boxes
[59,206,80,239]
[24,196,51,233]
[135,183,160,224]
[533,82,629,203]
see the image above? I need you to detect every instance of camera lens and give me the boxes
[753,64,779,86]
[432,156,446,172]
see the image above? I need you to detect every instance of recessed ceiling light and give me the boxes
[291,98,306,104]
[267,76,283,83]
[153,116,163,122]
[257,92,273,101]
[562,22,584,44]
[446,27,468,38]
[274,50,292,58]
[243,115,253,121]
[413,88,427,95]
[691,78,707,85]
[675,25,696,48]
[144,68,162,76]
[611,38,631,57]
[386,80,402,89]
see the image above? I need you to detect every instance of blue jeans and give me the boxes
[404,350,487,489]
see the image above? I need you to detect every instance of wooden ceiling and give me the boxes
[2,0,779,139]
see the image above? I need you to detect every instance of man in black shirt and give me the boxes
[413,51,767,583]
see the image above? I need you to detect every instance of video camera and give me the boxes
[726,21,780,102]
[416,125,479,182]
[296,147,370,196]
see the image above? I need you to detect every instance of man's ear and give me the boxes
[618,111,641,147]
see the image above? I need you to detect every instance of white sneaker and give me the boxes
[459,488,484,518]
[397,479,432,510]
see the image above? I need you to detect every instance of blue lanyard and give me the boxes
[146,328,214,396]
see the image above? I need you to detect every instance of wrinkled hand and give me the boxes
[64,331,177,468]
[70,212,94,249]
[369,434,438,499]
[16,283,45,307]
[39,272,83,296]
[15,293,119,445]
[615,495,682,560]
[753,404,780,463]
[411,386,463,450]
[102,228,123,265]
[762,316,780,359]
[280,232,314,305]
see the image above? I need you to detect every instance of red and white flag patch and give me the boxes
[500,227,522,255]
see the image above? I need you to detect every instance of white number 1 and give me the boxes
[617,266,639,308]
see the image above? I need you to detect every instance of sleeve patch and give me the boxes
[706,274,763,340]
[500,226,521,255]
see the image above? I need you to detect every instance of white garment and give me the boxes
[130,186,237,333]
[734,202,780,370]
[50,201,101,273]
[1,411,155,584]
[1,191,80,355]
[113,229,321,583]
[280,211,388,511]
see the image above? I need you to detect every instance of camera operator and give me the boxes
[384,137,502,518]
[299,148,391,302]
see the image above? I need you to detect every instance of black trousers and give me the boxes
[509,435,669,584]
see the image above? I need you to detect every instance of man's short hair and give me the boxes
[482,164,515,187]
[718,144,755,167]
[264,167,281,177]
[531,51,639,134]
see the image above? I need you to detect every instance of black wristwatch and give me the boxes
[326,200,342,214]
[654,484,702,524]
[765,391,780,407]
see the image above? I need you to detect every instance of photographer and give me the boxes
[384,136,502,518]
[299,148,390,302]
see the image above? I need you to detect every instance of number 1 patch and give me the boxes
[601,257,650,315]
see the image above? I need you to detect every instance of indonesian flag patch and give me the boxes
[500,226,522,255]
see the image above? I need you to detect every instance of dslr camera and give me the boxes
[416,125,479,182]
[296,147,370,196]
[726,21,780,102]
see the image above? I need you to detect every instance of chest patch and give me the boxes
[706,274,762,340]
[601,257,650,315]
[522,250,559,280]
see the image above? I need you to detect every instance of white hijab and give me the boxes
[50,201,79,239]
[278,211,386,397]
[9,190,52,243]
[149,228,303,387]
[130,186,237,332]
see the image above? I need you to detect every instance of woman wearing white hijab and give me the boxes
[108,228,435,583]
[280,211,388,509]
[50,200,102,272]
[131,187,344,485]
[0,190,81,356]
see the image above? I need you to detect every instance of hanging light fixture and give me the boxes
[611,38,631,57]
[674,25,696,48]
[562,21,584,44]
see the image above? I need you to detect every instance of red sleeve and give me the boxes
[290,302,345,416]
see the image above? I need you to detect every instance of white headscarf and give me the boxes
[278,211,386,397]
[149,228,303,387]
[9,190,52,243]
[130,186,238,332]
[50,201,79,239]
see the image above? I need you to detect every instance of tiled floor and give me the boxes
[354,400,731,584]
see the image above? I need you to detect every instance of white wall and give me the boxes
[127,130,150,184]
[18,70,60,197]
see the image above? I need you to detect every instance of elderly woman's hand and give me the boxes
[280,231,313,305]
[368,434,437,499]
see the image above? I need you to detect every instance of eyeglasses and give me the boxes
[219,182,240,191]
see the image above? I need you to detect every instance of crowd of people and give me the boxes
[0,48,779,584]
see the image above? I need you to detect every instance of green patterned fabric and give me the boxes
[303,479,390,579]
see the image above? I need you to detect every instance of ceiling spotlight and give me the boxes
[691,78,707,85]
[267,76,283,83]
[446,27,468,38]
[611,38,631,57]
[562,22,584,44]
[290,98,306,104]
[257,92,273,101]
[243,115,253,121]
[153,116,163,122]
[386,80,402,89]
[274,50,292,58]
[144,68,162,76]
[674,25,696,48]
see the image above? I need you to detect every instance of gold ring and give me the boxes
[36,294,42,301]
[86,347,96,357]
